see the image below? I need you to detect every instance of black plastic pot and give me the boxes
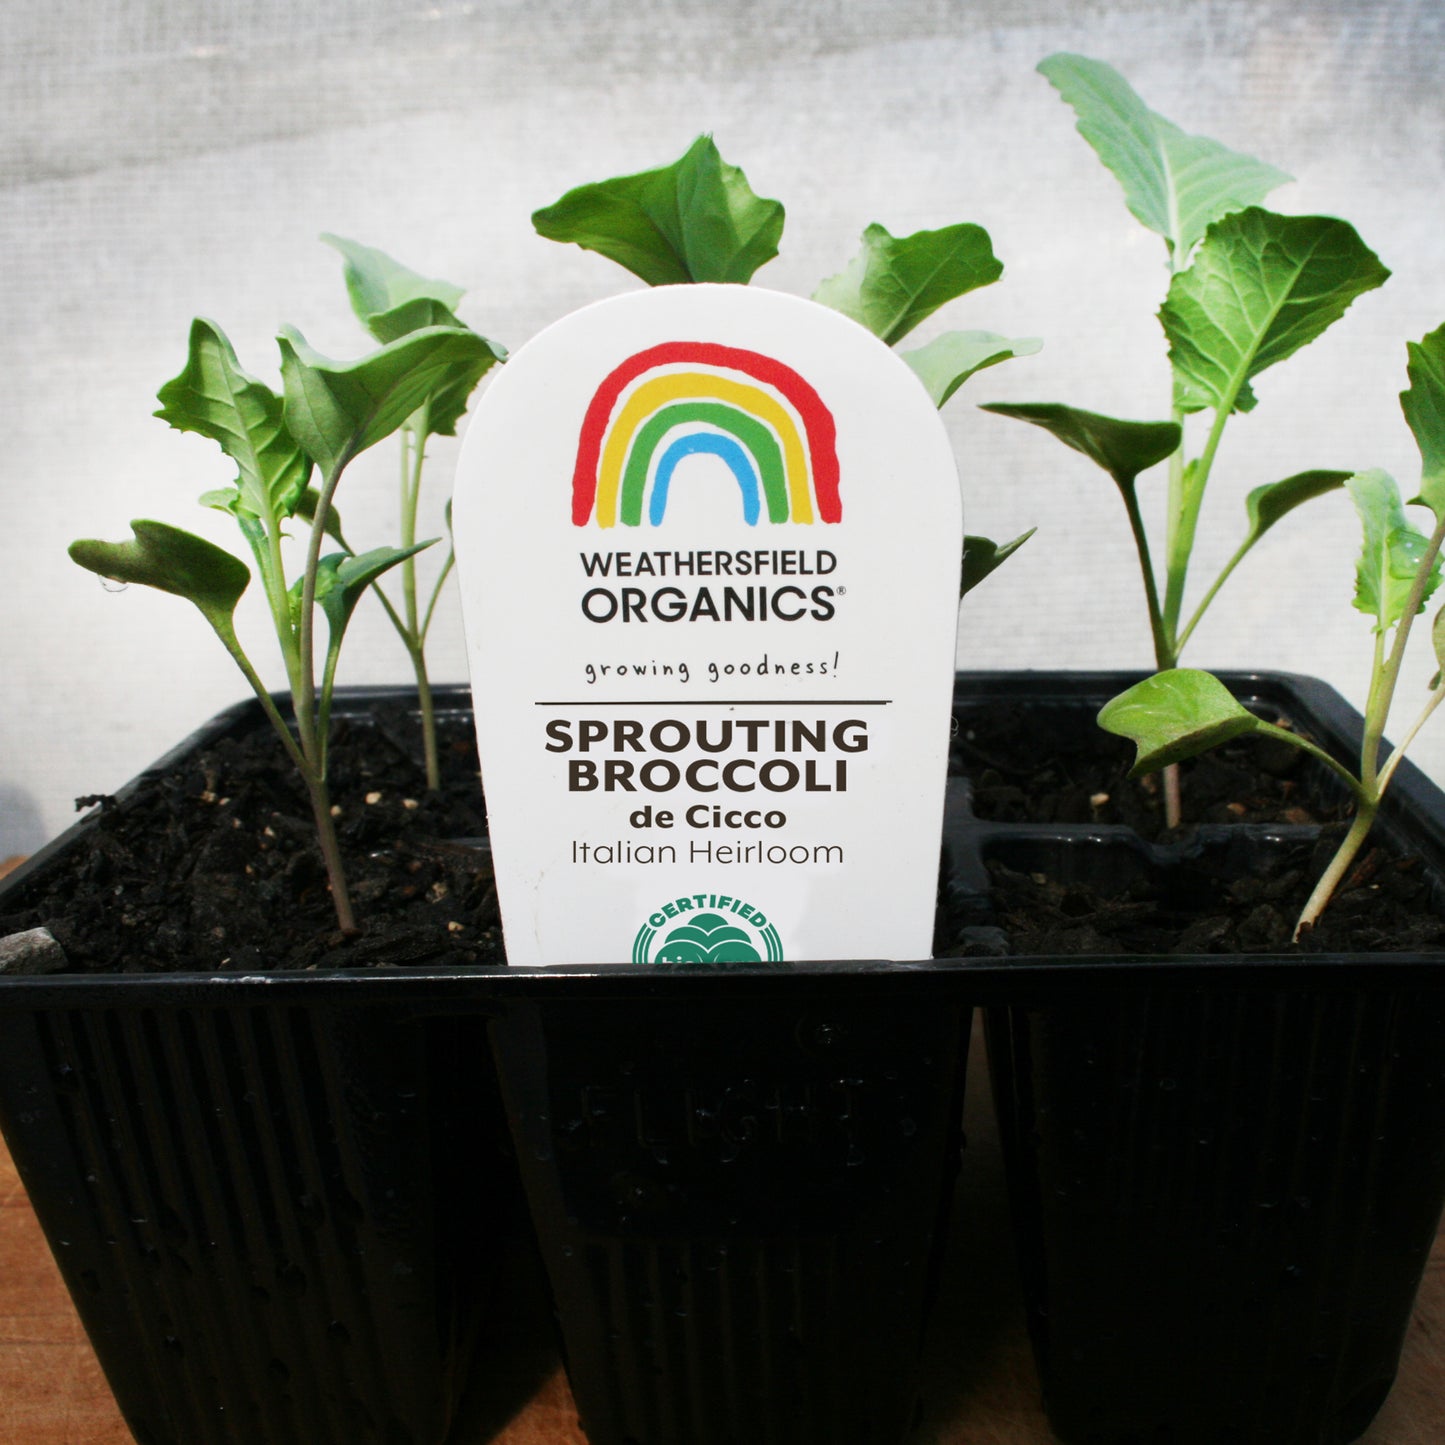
[489,974,971,1445]
[0,689,524,1445]
[948,672,1445,1445]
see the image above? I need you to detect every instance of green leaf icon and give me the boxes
[654,913,763,964]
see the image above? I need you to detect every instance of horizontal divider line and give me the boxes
[533,698,894,706]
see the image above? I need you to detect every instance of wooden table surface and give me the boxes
[3,1018,1443,1444]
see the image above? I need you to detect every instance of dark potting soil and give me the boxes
[947,698,1445,955]
[0,703,504,973]
[10,695,1440,972]
[948,830,1445,958]
[954,701,1349,836]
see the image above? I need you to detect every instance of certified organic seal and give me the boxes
[632,892,784,964]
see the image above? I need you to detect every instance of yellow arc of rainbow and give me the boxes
[596,371,814,527]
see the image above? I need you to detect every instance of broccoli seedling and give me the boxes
[1098,324,1445,939]
[319,236,505,790]
[985,54,1388,824]
[70,316,501,933]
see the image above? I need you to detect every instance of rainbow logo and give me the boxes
[572,341,841,528]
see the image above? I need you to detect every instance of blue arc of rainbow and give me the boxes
[648,433,761,525]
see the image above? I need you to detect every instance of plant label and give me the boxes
[453,285,961,965]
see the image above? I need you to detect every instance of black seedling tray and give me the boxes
[2,673,1444,1445]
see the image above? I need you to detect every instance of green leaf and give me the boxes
[358,300,506,435]
[294,487,349,548]
[320,234,465,332]
[532,135,784,286]
[199,486,242,514]
[1097,668,1264,775]
[156,318,311,523]
[1242,469,1351,546]
[1347,468,1442,634]
[363,296,466,344]
[1402,323,1445,519]
[980,401,1180,486]
[69,520,249,634]
[961,529,1036,597]
[812,223,1003,347]
[901,331,1041,408]
[198,485,271,569]
[1431,604,1445,690]
[278,324,501,479]
[1039,53,1290,261]
[420,334,506,439]
[300,542,436,639]
[321,236,507,436]
[1161,209,1390,415]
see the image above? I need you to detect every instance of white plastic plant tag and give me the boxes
[453,285,961,965]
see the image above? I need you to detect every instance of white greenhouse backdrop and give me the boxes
[3,0,1443,857]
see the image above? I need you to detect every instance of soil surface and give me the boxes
[0,702,504,972]
[943,698,1445,955]
[943,829,1445,958]
[954,702,1350,837]
[6,698,1442,971]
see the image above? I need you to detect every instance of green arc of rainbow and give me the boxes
[599,371,809,527]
